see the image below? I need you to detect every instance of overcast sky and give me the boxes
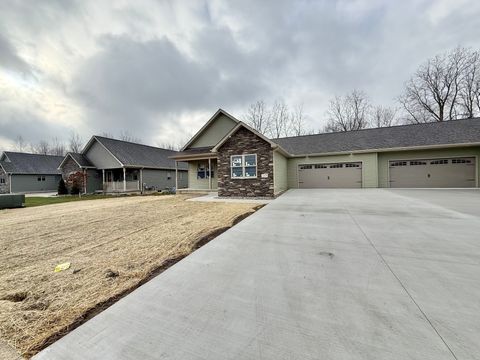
[1,0,480,151]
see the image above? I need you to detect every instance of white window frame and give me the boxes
[230,154,257,179]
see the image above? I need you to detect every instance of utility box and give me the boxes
[0,194,25,209]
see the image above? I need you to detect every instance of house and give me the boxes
[58,136,188,194]
[171,109,480,197]
[0,152,63,194]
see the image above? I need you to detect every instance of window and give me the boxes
[37,176,42,182]
[167,172,171,180]
[430,159,448,165]
[42,176,46,181]
[133,174,138,181]
[197,163,214,179]
[300,165,312,170]
[314,164,327,169]
[0,178,5,184]
[390,161,407,167]
[329,163,343,168]
[452,158,472,164]
[345,163,360,168]
[410,161,427,166]
[231,154,257,178]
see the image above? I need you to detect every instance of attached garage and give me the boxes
[298,162,362,188]
[389,157,476,188]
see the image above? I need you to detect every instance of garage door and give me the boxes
[389,157,476,188]
[298,162,362,188]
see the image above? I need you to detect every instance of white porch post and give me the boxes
[140,168,143,193]
[123,167,127,192]
[9,174,12,194]
[208,158,212,190]
[83,169,87,194]
[102,169,105,193]
[175,161,178,190]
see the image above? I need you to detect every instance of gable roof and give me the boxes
[180,109,240,151]
[0,152,63,174]
[273,118,480,156]
[58,152,96,169]
[84,136,187,170]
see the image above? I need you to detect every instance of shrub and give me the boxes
[58,179,68,195]
[70,181,80,195]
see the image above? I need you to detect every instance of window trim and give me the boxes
[230,154,257,179]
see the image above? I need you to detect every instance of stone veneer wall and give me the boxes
[0,167,9,194]
[217,127,274,198]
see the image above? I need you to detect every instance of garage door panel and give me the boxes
[389,157,476,188]
[299,162,362,189]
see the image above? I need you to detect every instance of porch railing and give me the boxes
[105,181,139,192]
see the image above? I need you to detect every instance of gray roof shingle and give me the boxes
[68,153,95,168]
[0,152,63,174]
[94,136,187,170]
[273,118,480,155]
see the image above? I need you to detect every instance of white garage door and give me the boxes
[298,162,362,188]
[389,157,476,188]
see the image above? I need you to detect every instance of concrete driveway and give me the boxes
[34,189,480,360]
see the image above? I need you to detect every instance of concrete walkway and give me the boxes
[34,189,480,360]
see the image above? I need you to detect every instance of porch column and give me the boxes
[123,167,127,192]
[102,169,105,193]
[9,174,12,194]
[83,169,87,194]
[140,168,143,194]
[175,161,178,190]
[208,158,212,190]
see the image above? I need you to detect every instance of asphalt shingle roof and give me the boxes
[94,136,188,170]
[68,153,95,167]
[0,152,63,174]
[273,118,480,155]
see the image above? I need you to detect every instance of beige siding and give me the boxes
[287,153,378,188]
[189,114,237,148]
[85,141,122,169]
[378,147,480,187]
[187,160,218,190]
[273,151,288,194]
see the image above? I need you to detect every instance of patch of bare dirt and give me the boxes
[0,195,260,358]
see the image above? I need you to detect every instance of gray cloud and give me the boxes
[0,33,33,76]
[2,0,480,149]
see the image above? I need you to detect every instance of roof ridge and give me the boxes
[274,117,480,141]
[94,135,177,153]
[3,151,64,157]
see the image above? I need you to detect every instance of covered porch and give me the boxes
[102,168,141,193]
[173,150,218,192]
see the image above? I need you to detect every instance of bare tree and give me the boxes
[69,131,83,153]
[32,140,51,155]
[371,105,397,128]
[325,90,371,132]
[399,47,470,123]
[290,103,307,136]
[50,137,66,156]
[245,100,271,135]
[14,135,26,152]
[269,100,290,138]
[119,131,141,143]
[458,50,480,118]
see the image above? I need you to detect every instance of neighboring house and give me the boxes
[0,152,63,194]
[58,136,188,194]
[172,109,480,198]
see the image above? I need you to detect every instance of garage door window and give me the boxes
[410,161,427,166]
[231,154,257,179]
[391,161,407,167]
[300,165,312,169]
[452,159,472,164]
[430,159,449,165]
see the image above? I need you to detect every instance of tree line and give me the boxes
[13,131,142,156]
[245,47,480,136]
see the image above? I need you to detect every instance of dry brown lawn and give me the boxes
[0,195,259,358]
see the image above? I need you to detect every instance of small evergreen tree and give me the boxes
[58,179,68,195]
[70,181,80,195]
